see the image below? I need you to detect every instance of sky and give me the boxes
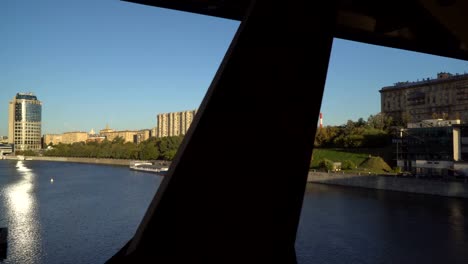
[1,0,467,136]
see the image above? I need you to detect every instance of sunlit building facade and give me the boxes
[157,109,197,137]
[8,93,42,151]
[380,72,468,124]
[62,132,88,144]
[43,134,62,146]
[100,127,151,143]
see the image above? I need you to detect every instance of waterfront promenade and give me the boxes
[2,155,170,167]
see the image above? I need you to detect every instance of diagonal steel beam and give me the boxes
[108,0,335,263]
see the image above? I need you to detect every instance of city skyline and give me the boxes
[1,0,468,136]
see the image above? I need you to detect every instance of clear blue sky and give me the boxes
[1,0,467,135]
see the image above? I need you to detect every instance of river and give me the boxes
[1,160,468,263]
[0,160,161,264]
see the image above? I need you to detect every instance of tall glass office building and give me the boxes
[8,93,42,151]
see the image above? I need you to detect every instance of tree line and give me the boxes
[314,113,396,148]
[39,135,184,160]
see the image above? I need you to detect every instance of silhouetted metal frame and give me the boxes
[108,0,335,263]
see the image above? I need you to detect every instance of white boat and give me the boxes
[129,161,168,175]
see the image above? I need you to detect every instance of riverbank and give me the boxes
[2,155,171,167]
[308,171,468,198]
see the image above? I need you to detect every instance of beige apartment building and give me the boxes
[151,127,158,138]
[102,130,137,142]
[43,132,88,146]
[157,109,197,137]
[100,128,151,143]
[99,124,115,135]
[135,130,151,144]
[380,72,468,124]
[8,93,42,150]
[43,134,62,146]
[62,132,88,144]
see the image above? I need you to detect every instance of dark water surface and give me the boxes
[296,183,468,264]
[1,160,468,263]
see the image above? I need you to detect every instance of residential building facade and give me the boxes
[8,93,42,150]
[380,72,468,124]
[43,132,89,146]
[157,109,197,137]
[43,134,62,146]
[62,132,88,144]
[99,124,115,135]
[100,128,151,143]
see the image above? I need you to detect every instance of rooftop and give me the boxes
[15,92,38,101]
[380,72,468,92]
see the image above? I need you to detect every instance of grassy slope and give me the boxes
[311,148,394,173]
[310,149,369,168]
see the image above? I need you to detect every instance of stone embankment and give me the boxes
[308,171,468,198]
[3,155,170,167]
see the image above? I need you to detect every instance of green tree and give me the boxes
[318,158,334,171]
[139,139,159,160]
[314,128,328,147]
[342,160,356,170]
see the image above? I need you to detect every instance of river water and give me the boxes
[1,160,468,263]
[0,160,161,264]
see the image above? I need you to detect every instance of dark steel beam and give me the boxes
[108,0,336,262]
[124,0,468,61]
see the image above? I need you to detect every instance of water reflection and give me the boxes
[4,161,41,263]
[449,199,466,245]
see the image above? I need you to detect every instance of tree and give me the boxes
[318,158,334,171]
[139,139,159,160]
[157,136,183,160]
[342,160,356,170]
[356,118,366,127]
[344,120,355,134]
[314,128,328,147]
[367,113,393,131]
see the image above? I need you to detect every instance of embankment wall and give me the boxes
[308,171,468,198]
[4,156,132,166]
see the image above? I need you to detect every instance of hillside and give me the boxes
[310,148,394,173]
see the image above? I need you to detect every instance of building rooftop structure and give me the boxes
[15,92,38,100]
[380,72,468,92]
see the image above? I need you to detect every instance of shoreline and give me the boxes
[308,171,468,199]
[2,155,170,167]
[5,156,467,198]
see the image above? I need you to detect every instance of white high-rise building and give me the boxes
[8,93,42,150]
